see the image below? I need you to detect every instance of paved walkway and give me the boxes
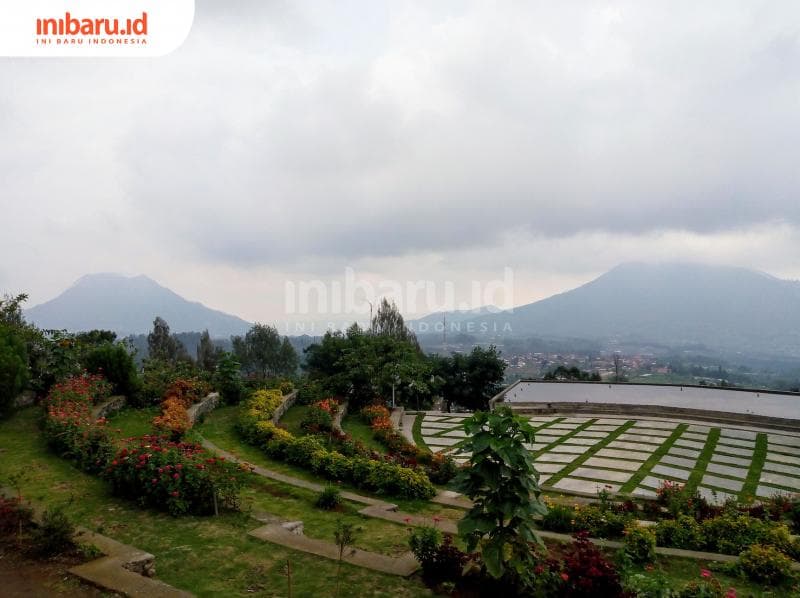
[249,523,419,576]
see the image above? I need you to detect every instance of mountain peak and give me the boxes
[26,273,252,337]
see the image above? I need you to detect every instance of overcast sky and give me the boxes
[2,1,800,323]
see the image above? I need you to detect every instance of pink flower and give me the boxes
[173,473,180,479]
[560,573,569,581]
[403,517,411,524]
[171,491,179,497]
[701,569,711,578]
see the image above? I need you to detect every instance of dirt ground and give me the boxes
[0,542,112,597]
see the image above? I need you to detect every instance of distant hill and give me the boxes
[25,273,252,337]
[415,263,800,357]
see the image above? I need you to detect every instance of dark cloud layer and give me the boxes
[2,1,800,316]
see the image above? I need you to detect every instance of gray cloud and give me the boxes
[2,1,800,317]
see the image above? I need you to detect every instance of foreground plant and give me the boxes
[334,519,360,598]
[453,407,547,580]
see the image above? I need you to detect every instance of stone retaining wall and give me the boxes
[92,395,127,420]
[332,399,349,433]
[186,392,220,426]
[271,390,298,424]
[13,390,36,408]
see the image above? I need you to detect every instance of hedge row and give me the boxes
[237,393,436,499]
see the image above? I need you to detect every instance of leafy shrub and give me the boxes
[278,380,294,395]
[104,435,246,516]
[559,531,625,597]
[790,499,800,534]
[0,496,33,537]
[701,514,793,556]
[84,343,140,399]
[151,378,210,438]
[315,486,342,510]
[573,503,630,538]
[655,515,705,550]
[296,380,330,405]
[426,453,458,485]
[656,480,710,519]
[675,570,724,598]
[623,523,656,564]
[264,433,436,499]
[300,401,336,433]
[30,506,75,556]
[152,396,191,438]
[42,375,114,474]
[214,353,245,404]
[238,390,435,499]
[541,502,575,533]
[623,570,673,598]
[431,535,468,585]
[46,372,112,406]
[0,324,28,417]
[236,389,286,442]
[408,525,443,578]
[361,405,458,485]
[738,544,793,585]
[138,359,198,407]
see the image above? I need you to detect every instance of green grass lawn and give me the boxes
[279,404,310,436]
[0,406,790,598]
[340,413,386,453]
[0,408,433,597]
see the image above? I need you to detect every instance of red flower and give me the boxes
[701,569,711,578]
[173,473,180,480]
[561,573,569,581]
[171,491,179,497]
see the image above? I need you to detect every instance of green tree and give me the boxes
[214,352,244,404]
[0,323,28,416]
[278,337,299,376]
[147,317,182,362]
[433,346,506,412]
[196,330,218,372]
[84,342,141,399]
[242,323,282,378]
[454,408,546,581]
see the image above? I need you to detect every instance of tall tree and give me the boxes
[147,317,185,362]
[196,330,218,372]
[278,337,299,376]
[243,323,282,378]
[433,345,506,412]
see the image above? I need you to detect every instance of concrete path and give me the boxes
[249,524,419,576]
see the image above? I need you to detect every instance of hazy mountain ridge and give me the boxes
[25,273,252,337]
[416,263,800,357]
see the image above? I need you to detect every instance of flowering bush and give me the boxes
[104,435,246,516]
[623,523,657,564]
[152,397,191,438]
[655,514,705,550]
[47,372,112,406]
[557,531,625,597]
[541,501,575,532]
[738,543,793,585]
[300,400,337,433]
[151,378,210,438]
[675,570,725,598]
[237,389,286,443]
[360,405,458,485]
[42,373,114,474]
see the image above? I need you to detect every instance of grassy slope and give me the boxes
[340,413,386,453]
[0,407,784,597]
[0,408,433,598]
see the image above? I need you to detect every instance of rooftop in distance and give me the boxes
[500,381,800,421]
